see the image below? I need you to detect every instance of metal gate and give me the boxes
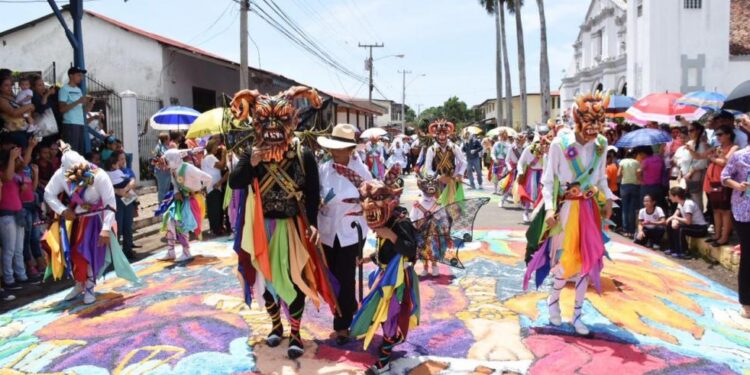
[137,97,164,180]
[87,75,123,141]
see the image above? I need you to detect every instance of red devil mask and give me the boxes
[573,92,610,143]
[231,86,322,162]
[428,119,456,147]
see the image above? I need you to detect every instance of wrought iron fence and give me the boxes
[86,75,123,141]
[137,97,163,180]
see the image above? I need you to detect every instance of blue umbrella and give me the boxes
[676,91,727,112]
[615,128,672,148]
[607,95,637,110]
[149,106,200,131]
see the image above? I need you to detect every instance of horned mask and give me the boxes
[230,86,322,162]
[357,165,402,228]
[573,92,610,143]
[428,119,455,147]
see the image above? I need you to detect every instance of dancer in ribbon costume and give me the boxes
[42,143,138,304]
[410,174,449,277]
[228,86,338,359]
[516,133,552,223]
[523,92,615,335]
[423,119,467,205]
[156,148,211,262]
[349,174,419,375]
[491,130,511,194]
[365,136,386,179]
[497,134,525,208]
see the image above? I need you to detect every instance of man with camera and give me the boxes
[58,67,93,154]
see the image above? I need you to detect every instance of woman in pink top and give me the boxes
[0,147,30,289]
[638,146,666,211]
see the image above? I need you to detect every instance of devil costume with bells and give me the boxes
[349,172,420,375]
[228,86,338,359]
[423,119,467,205]
[523,93,615,335]
[42,146,139,304]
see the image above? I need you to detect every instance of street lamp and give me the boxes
[400,71,426,132]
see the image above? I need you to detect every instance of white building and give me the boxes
[561,0,750,110]
[560,0,628,110]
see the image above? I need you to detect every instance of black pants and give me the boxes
[323,237,360,331]
[735,219,750,306]
[635,226,665,246]
[667,223,708,255]
[206,189,225,235]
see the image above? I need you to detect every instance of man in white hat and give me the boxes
[316,123,373,345]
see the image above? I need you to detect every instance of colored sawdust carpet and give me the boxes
[0,182,748,374]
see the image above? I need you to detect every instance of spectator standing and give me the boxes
[30,75,59,145]
[106,150,136,259]
[665,187,708,259]
[462,133,483,189]
[202,140,227,236]
[635,194,666,249]
[618,149,640,237]
[684,122,710,211]
[702,125,739,247]
[0,76,35,137]
[720,117,750,319]
[20,161,42,279]
[58,67,92,154]
[638,146,665,210]
[153,132,172,202]
[605,148,621,229]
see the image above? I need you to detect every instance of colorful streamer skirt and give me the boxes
[523,192,609,293]
[157,192,206,236]
[367,155,385,179]
[491,160,506,183]
[232,187,338,313]
[41,215,138,284]
[518,169,543,206]
[350,255,421,349]
[438,180,465,206]
[497,166,516,195]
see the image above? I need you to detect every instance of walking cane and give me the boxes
[351,221,364,303]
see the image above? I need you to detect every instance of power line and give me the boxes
[186,0,234,44]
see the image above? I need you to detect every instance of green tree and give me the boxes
[404,105,417,122]
[442,96,471,124]
[508,0,527,128]
[479,0,504,128]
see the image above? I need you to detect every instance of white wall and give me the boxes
[161,49,240,108]
[336,109,369,130]
[0,13,164,96]
[372,100,392,127]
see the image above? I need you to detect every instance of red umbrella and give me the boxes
[625,93,705,125]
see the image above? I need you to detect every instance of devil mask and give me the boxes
[573,92,609,143]
[230,86,322,162]
[428,119,455,147]
[357,165,402,228]
[417,175,439,198]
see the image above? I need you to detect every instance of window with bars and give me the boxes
[684,0,702,9]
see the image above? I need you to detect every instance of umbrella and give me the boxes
[615,128,672,148]
[149,106,200,131]
[625,93,705,124]
[186,108,240,138]
[606,95,636,118]
[360,127,388,139]
[487,126,517,137]
[723,80,750,112]
[676,91,727,112]
[464,126,483,135]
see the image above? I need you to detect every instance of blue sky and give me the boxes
[0,0,589,109]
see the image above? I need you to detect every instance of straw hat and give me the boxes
[317,124,359,149]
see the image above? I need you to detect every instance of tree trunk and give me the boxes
[494,0,504,128]
[513,0,528,131]
[537,0,551,124]
[500,4,513,129]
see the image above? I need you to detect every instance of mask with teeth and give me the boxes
[428,119,455,147]
[231,86,322,162]
[417,175,439,198]
[573,92,609,143]
[358,180,403,229]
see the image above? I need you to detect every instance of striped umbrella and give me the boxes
[625,93,705,125]
[149,106,200,131]
[676,91,727,112]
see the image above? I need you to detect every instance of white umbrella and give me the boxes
[360,127,388,139]
[487,126,517,137]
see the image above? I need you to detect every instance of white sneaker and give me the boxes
[522,212,530,223]
[159,250,176,261]
[419,267,428,277]
[431,265,439,277]
[548,295,562,326]
[83,290,96,305]
[63,284,83,301]
[176,250,193,262]
[498,200,504,208]
[573,319,590,335]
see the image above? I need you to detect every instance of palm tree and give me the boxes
[498,0,514,128]
[479,0,504,128]
[508,0,527,130]
[537,0,551,123]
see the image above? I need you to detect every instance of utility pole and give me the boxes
[240,0,250,89]
[359,43,384,102]
[399,70,411,133]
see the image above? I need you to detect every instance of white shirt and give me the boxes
[492,141,509,162]
[44,168,117,236]
[677,199,707,226]
[201,154,223,193]
[387,141,409,168]
[15,89,33,105]
[517,145,543,175]
[423,142,467,177]
[505,144,524,168]
[541,134,615,209]
[639,206,665,228]
[317,155,373,247]
[410,196,439,221]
